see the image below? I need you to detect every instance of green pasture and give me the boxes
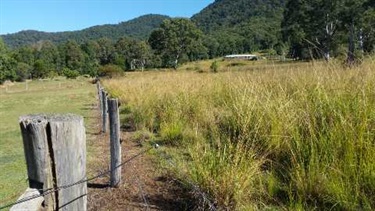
[0,78,97,207]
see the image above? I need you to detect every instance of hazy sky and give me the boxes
[0,0,214,35]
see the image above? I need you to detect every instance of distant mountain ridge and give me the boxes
[192,0,285,33]
[191,0,286,55]
[1,14,170,48]
[2,0,286,52]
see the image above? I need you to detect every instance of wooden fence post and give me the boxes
[108,98,121,187]
[19,115,54,210]
[97,84,103,118]
[101,89,108,133]
[19,114,87,211]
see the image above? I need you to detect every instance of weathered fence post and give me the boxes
[108,98,121,187]
[18,114,87,211]
[97,83,103,119]
[101,89,108,133]
[19,115,54,211]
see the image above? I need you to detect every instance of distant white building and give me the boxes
[224,54,258,60]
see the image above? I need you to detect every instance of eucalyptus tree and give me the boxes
[282,0,342,60]
[149,18,206,68]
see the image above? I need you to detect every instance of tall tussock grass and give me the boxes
[104,59,375,210]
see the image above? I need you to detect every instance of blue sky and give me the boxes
[0,0,214,35]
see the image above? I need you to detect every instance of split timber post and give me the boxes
[101,89,108,133]
[97,83,103,113]
[108,98,121,187]
[18,114,87,211]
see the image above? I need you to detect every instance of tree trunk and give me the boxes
[359,28,364,53]
[347,19,355,66]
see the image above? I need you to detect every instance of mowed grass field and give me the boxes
[104,58,375,210]
[0,78,97,207]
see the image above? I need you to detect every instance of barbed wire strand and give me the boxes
[0,145,154,210]
[134,172,150,211]
[1,142,216,211]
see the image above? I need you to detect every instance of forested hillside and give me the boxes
[1,14,169,48]
[192,0,286,57]
[1,0,374,84]
[192,0,285,32]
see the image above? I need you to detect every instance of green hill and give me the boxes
[1,14,169,48]
[192,0,285,32]
[192,0,286,55]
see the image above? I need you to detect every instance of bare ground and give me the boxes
[85,105,193,211]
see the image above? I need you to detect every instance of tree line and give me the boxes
[0,18,207,84]
[282,0,375,62]
[1,0,374,84]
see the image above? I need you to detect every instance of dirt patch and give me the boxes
[86,110,193,210]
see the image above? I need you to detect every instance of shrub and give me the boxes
[62,68,80,79]
[210,60,219,73]
[98,64,124,78]
[15,62,31,82]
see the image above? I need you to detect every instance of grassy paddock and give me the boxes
[0,77,97,207]
[104,59,375,210]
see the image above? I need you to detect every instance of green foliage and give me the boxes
[115,37,151,70]
[98,64,123,78]
[96,37,115,65]
[210,60,219,72]
[15,62,31,82]
[62,68,80,79]
[192,0,285,57]
[32,59,49,78]
[12,46,35,65]
[62,40,84,71]
[0,38,17,84]
[149,18,207,68]
[282,0,375,60]
[0,55,17,84]
[1,0,374,84]
[0,37,8,53]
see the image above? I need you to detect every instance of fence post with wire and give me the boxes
[108,98,121,187]
[15,114,87,211]
[97,82,103,118]
[101,89,108,133]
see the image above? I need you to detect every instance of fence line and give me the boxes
[2,82,217,210]
[2,139,216,210]
[0,145,155,210]
[134,171,151,211]
[0,80,86,95]
[97,82,216,210]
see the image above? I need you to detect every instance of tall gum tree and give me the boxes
[149,18,206,69]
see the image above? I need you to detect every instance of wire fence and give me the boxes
[134,171,150,211]
[0,141,218,211]
[0,145,154,210]
[0,142,217,211]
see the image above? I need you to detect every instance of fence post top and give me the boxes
[19,114,83,124]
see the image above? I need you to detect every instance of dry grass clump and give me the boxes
[104,58,375,210]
